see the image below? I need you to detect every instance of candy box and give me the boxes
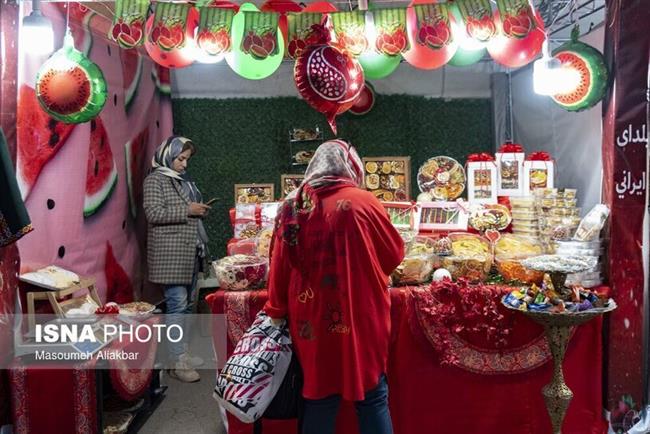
[466,158,498,204]
[523,158,554,194]
[496,144,525,196]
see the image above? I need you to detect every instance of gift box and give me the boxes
[466,153,498,204]
[496,143,525,196]
[523,152,555,195]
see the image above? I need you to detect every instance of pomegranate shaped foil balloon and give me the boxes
[294,44,364,134]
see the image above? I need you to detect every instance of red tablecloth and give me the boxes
[208,287,608,434]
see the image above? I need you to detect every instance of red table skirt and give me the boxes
[208,287,607,434]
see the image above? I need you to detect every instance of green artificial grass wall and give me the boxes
[172,95,493,258]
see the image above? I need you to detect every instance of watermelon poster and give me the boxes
[15,2,173,302]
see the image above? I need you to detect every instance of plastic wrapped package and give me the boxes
[495,234,543,258]
[256,228,274,258]
[441,255,492,282]
[574,204,610,241]
[391,254,434,286]
[496,259,545,285]
[234,204,259,239]
[213,255,269,291]
[448,233,490,257]
[228,238,258,256]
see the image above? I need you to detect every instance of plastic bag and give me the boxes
[574,204,610,242]
[234,204,259,239]
[214,311,292,423]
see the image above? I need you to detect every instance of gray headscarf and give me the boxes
[152,136,209,257]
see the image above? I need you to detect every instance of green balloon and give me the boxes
[448,47,486,66]
[35,34,107,124]
[225,3,284,80]
[358,51,401,79]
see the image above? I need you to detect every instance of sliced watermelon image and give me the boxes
[120,48,143,112]
[16,84,76,199]
[124,127,149,218]
[84,117,118,217]
[151,64,171,96]
[105,241,135,304]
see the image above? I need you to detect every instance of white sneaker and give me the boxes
[168,360,200,383]
[180,352,204,368]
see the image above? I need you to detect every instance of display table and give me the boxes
[207,286,608,434]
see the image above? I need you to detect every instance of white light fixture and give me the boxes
[22,0,54,55]
[533,39,581,96]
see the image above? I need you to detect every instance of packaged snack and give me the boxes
[256,228,274,258]
[434,237,453,256]
[449,233,490,257]
[495,234,543,258]
[574,204,610,241]
[468,204,512,231]
[213,255,269,291]
[391,255,434,286]
[408,236,435,256]
[442,255,492,282]
[234,204,258,239]
[497,259,545,284]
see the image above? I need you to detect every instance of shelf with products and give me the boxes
[289,126,324,166]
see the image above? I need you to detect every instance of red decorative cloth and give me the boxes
[264,185,404,401]
[208,286,608,434]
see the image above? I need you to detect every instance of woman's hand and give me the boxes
[188,202,211,217]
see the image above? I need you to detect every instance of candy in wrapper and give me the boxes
[534,292,546,305]
[551,302,566,313]
[505,292,523,308]
[571,286,581,303]
[542,274,555,292]
[577,300,593,311]
[529,303,552,311]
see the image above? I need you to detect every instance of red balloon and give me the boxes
[302,1,337,13]
[145,7,199,69]
[402,0,459,70]
[349,82,375,116]
[261,0,303,55]
[487,10,545,68]
[294,44,364,134]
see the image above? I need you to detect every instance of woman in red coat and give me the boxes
[264,140,404,434]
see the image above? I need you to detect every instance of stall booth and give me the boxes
[0,0,648,433]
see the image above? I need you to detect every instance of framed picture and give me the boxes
[467,162,498,204]
[280,174,305,197]
[416,201,469,231]
[234,184,275,205]
[362,156,411,201]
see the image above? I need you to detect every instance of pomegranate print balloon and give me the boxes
[294,44,364,134]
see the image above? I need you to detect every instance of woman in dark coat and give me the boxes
[143,136,210,383]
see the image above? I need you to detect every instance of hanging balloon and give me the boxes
[331,11,368,57]
[145,4,199,69]
[302,1,337,13]
[294,44,364,134]
[495,0,537,39]
[226,4,285,80]
[402,1,458,70]
[36,33,107,124]
[447,2,486,67]
[109,0,148,48]
[487,9,544,68]
[349,81,376,115]
[551,27,608,112]
[456,0,497,43]
[195,6,236,64]
[286,12,330,59]
[260,0,302,55]
[358,8,406,79]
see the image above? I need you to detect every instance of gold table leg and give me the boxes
[542,325,573,434]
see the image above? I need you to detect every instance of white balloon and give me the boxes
[432,268,452,282]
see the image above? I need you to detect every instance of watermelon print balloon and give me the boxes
[487,10,545,68]
[402,0,458,70]
[294,44,364,134]
[144,6,199,69]
[226,3,285,80]
[551,28,608,112]
[447,2,486,67]
[36,33,107,124]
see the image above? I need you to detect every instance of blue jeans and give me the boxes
[301,375,393,434]
[164,277,197,361]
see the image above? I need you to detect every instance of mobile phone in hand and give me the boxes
[205,198,218,206]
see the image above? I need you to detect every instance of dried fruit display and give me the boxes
[417,156,466,200]
[362,157,410,201]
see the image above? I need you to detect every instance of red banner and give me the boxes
[602,0,650,428]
